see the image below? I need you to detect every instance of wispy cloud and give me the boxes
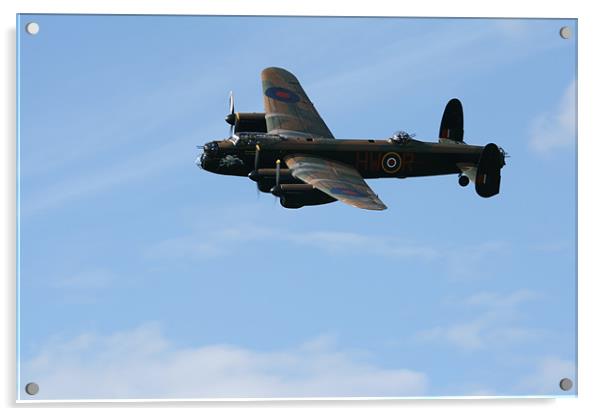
[145,225,446,262]
[514,356,575,395]
[446,241,508,279]
[21,323,428,400]
[528,241,572,253]
[529,80,576,154]
[40,268,119,305]
[22,130,204,216]
[143,236,227,260]
[286,230,438,259]
[49,268,114,290]
[144,225,509,282]
[414,289,543,351]
[305,20,566,137]
[306,26,487,98]
[464,289,539,309]
[21,70,225,179]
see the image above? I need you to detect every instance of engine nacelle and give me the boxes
[257,178,275,193]
[250,168,293,193]
[233,112,267,133]
[271,184,336,208]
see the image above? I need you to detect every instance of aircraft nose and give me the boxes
[195,153,204,170]
[196,141,221,172]
[204,141,219,154]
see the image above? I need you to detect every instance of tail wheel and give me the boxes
[458,175,470,187]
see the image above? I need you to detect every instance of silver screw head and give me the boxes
[25,22,40,35]
[25,382,39,395]
[559,378,573,391]
[559,26,571,39]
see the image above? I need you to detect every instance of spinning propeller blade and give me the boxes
[254,145,261,197]
[254,144,261,171]
[228,90,235,114]
[225,91,236,137]
[270,159,282,200]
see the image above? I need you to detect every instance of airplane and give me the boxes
[196,67,507,210]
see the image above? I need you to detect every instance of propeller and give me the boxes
[270,159,282,198]
[224,91,236,137]
[254,144,261,197]
[254,144,261,171]
[247,144,262,197]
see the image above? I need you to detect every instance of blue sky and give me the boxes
[17,15,576,399]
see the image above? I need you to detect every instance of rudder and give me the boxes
[475,143,505,198]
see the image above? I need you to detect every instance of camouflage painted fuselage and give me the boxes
[199,135,483,180]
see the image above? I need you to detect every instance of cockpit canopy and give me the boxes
[390,130,413,143]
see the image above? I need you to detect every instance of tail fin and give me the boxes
[439,98,464,143]
[475,143,504,198]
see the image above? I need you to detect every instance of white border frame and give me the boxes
[3,1,600,414]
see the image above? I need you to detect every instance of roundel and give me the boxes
[265,87,300,103]
[331,187,362,197]
[381,152,402,174]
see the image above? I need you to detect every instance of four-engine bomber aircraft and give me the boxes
[196,67,506,210]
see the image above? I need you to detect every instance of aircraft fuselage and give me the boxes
[197,134,484,182]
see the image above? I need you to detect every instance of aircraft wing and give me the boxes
[284,155,387,210]
[261,67,335,139]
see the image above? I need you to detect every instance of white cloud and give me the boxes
[143,235,227,260]
[414,290,543,351]
[145,224,487,263]
[145,226,509,282]
[21,68,224,179]
[515,356,576,395]
[492,20,532,39]
[40,268,120,305]
[529,80,576,153]
[21,323,428,400]
[446,241,507,279]
[306,27,487,103]
[49,268,115,290]
[285,230,438,260]
[417,320,486,350]
[528,241,572,252]
[464,289,539,309]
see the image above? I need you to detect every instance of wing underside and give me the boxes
[261,67,334,139]
[284,155,387,211]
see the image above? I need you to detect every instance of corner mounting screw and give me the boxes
[25,382,39,395]
[559,378,573,391]
[25,22,40,35]
[559,26,571,39]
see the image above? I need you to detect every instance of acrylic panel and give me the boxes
[16,14,577,400]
